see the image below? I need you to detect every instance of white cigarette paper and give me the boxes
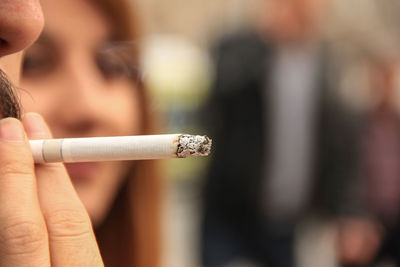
[29,134,212,163]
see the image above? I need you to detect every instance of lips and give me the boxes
[65,162,100,183]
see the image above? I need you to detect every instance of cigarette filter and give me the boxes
[30,134,212,163]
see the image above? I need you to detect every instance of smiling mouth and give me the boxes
[0,68,21,119]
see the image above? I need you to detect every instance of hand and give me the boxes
[337,217,384,267]
[0,113,103,266]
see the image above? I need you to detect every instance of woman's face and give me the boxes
[20,0,142,225]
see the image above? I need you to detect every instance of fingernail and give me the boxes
[23,113,47,136]
[0,118,25,141]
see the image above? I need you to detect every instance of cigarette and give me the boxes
[29,134,212,163]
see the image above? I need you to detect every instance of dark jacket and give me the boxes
[202,31,360,228]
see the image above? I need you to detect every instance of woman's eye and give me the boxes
[95,43,140,82]
[96,51,131,80]
[22,47,56,79]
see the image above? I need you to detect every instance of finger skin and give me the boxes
[23,113,103,267]
[0,118,50,267]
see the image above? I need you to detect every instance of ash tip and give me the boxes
[176,134,212,158]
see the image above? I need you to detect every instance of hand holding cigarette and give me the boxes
[0,116,104,266]
[30,134,212,163]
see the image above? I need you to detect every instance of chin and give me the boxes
[87,207,108,227]
[76,188,108,227]
[66,161,130,227]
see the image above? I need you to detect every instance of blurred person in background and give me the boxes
[19,0,162,266]
[337,58,400,267]
[201,0,359,266]
[327,1,400,265]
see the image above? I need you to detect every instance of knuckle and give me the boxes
[0,161,33,177]
[0,220,46,256]
[46,209,93,239]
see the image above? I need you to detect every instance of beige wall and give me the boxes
[136,0,260,46]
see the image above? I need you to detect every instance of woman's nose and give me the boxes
[56,67,108,135]
[0,0,44,57]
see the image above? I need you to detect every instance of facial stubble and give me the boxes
[0,69,21,119]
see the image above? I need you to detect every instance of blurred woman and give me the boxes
[20,0,161,266]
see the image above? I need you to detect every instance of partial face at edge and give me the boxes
[0,0,44,118]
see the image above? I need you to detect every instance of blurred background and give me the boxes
[135,0,400,266]
[136,1,258,266]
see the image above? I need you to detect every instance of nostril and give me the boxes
[0,39,7,47]
[0,0,44,58]
[0,39,9,54]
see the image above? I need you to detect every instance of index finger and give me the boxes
[23,113,103,267]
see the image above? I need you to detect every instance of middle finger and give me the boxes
[23,113,103,267]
